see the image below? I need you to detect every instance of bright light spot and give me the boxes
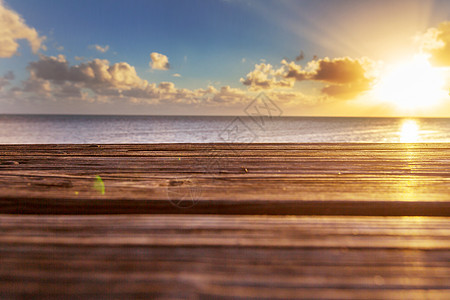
[374,54,447,110]
[399,120,419,142]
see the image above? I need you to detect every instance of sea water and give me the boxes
[0,115,449,144]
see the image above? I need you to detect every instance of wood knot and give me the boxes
[1,161,19,165]
[169,179,191,186]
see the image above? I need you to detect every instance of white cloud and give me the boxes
[90,44,109,53]
[150,52,169,70]
[17,54,258,106]
[240,62,294,90]
[172,73,181,77]
[7,54,341,111]
[0,0,45,57]
[5,51,377,111]
[418,21,450,66]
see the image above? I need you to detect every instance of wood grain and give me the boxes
[0,144,449,299]
[0,214,449,299]
[0,144,449,215]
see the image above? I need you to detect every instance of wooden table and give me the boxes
[0,144,449,299]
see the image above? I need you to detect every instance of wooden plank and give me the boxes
[0,144,449,298]
[0,144,449,215]
[1,214,449,248]
[0,214,449,299]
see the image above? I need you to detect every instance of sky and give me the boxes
[1,0,450,116]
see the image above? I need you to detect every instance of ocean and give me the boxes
[0,115,449,144]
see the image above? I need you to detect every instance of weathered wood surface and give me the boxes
[0,143,449,298]
[0,214,449,299]
[0,143,449,215]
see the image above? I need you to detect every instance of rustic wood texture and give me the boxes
[0,143,449,298]
[0,214,449,299]
[0,143,449,215]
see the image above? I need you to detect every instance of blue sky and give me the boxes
[6,0,295,88]
[1,0,450,116]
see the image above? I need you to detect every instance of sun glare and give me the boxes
[374,54,447,111]
[399,119,419,142]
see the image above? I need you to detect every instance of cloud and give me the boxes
[27,54,146,89]
[90,44,109,53]
[307,57,372,84]
[201,85,248,104]
[0,0,45,57]
[23,54,150,103]
[241,56,374,99]
[172,73,181,77]
[264,90,309,105]
[303,57,374,99]
[320,81,371,100]
[150,52,170,70]
[11,54,350,110]
[419,21,450,66]
[22,76,52,96]
[0,71,14,90]
[284,57,374,99]
[284,57,371,83]
[16,54,255,106]
[18,53,373,108]
[282,59,309,81]
[295,51,304,61]
[240,62,294,90]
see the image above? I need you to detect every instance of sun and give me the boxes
[373,54,447,111]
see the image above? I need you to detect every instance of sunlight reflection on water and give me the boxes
[0,115,449,144]
[399,120,420,143]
